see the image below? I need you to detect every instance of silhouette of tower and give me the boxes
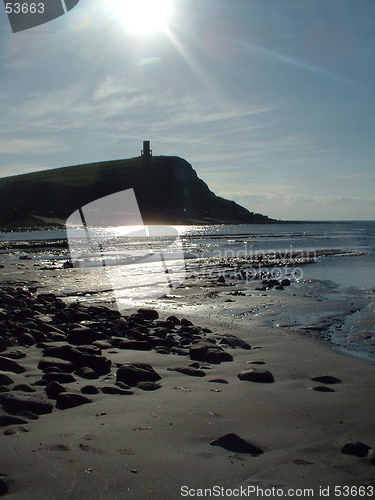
[141,140,152,161]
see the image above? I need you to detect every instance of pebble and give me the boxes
[74,354,111,375]
[12,384,37,393]
[0,356,25,374]
[116,363,162,386]
[81,385,100,395]
[312,386,335,393]
[136,381,162,391]
[101,386,134,395]
[210,433,263,455]
[208,379,229,384]
[311,375,342,384]
[45,381,67,399]
[56,392,93,410]
[0,477,10,496]
[0,393,53,415]
[0,415,29,427]
[219,335,251,350]
[0,373,14,386]
[168,367,206,377]
[238,368,275,383]
[341,441,372,457]
[137,308,159,320]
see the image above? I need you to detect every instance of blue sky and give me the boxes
[0,0,374,220]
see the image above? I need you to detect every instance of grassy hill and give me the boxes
[0,155,275,228]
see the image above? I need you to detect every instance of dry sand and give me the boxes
[1,264,375,499]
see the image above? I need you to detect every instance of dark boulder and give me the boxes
[74,354,111,375]
[0,393,53,415]
[137,308,159,320]
[56,392,93,410]
[75,367,99,380]
[67,326,97,345]
[341,441,371,458]
[116,363,161,386]
[238,368,275,383]
[38,358,75,373]
[0,356,25,374]
[45,381,67,399]
[210,433,263,455]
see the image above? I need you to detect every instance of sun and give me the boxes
[109,0,173,35]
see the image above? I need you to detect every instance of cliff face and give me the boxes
[0,156,274,227]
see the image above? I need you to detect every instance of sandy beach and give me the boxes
[0,255,375,500]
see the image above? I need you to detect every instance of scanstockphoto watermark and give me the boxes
[180,485,316,497]
[180,485,375,498]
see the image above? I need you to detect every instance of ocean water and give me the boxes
[1,220,374,359]
[1,220,374,290]
[178,221,375,290]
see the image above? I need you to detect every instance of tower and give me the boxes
[141,140,152,160]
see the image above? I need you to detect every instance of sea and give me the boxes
[0,220,374,360]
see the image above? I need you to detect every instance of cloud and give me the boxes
[227,191,375,220]
[0,137,65,155]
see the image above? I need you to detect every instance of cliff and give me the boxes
[0,155,275,228]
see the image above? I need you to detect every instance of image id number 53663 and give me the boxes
[5,3,45,14]
[334,485,374,496]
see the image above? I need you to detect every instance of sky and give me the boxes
[0,0,374,221]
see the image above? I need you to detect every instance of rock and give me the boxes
[18,333,37,346]
[168,367,206,377]
[137,308,159,320]
[367,449,375,465]
[210,433,263,455]
[81,385,99,395]
[181,318,193,326]
[117,340,152,351]
[75,367,99,380]
[0,393,53,415]
[13,384,37,393]
[0,415,29,427]
[0,373,14,386]
[42,345,82,362]
[56,392,93,410]
[341,441,372,457]
[42,372,76,384]
[77,345,102,356]
[208,379,229,384]
[17,410,38,420]
[0,477,10,496]
[74,354,111,375]
[116,363,162,386]
[167,315,180,325]
[72,311,92,322]
[136,381,162,391]
[0,338,6,353]
[45,381,67,399]
[189,343,208,361]
[281,279,291,286]
[67,326,97,345]
[38,358,76,373]
[238,368,275,383]
[311,375,342,384]
[312,386,335,393]
[101,386,133,395]
[219,335,251,350]
[204,351,221,364]
[0,356,25,374]
[218,351,233,362]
